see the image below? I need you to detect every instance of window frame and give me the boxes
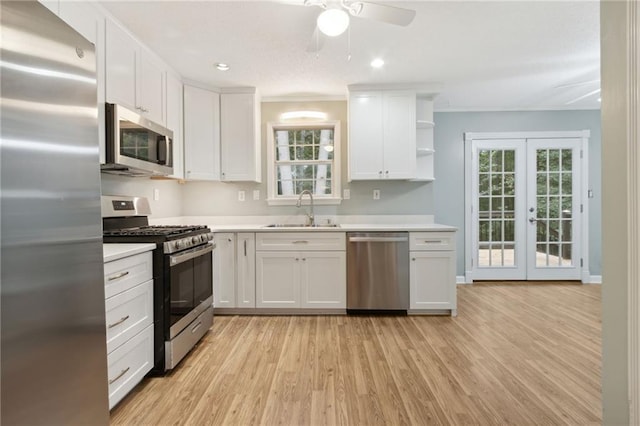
[266,120,342,206]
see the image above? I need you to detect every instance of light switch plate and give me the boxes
[373,189,380,200]
[343,189,350,199]
[153,188,160,201]
[238,190,245,202]
[253,190,260,200]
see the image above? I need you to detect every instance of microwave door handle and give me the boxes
[166,136,172,168]
[157,135,167,165]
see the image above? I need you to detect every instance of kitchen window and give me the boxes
[266,121,342,205]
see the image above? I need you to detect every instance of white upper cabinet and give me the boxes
[183,84,221,181]
[348,90,416,180]
[220,90,262,182]
[166,73,184,179]
[105,20,165,125]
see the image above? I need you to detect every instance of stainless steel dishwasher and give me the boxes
[347,232,410,313]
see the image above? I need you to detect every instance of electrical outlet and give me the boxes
[343,189,350,199]
[373,189,380,200]
[253,189,260,200]
[153,188,160,201]
[238,190,245,202]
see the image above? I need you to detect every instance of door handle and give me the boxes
[529,217,537,223]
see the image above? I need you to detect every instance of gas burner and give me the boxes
[103,225,207,237]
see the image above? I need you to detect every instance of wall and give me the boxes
[181,100,435,217]
[433,109,602,277]
[101,174,183,219]
[601,0,633,423]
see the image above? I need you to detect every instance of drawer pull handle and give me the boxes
[107,315,130,329]
[107,271,129,281]
[423,240,443,244]
[191,321,203,334]
[109,367,130,385]
[293,240,309,244]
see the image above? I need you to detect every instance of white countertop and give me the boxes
[103,243,156,263]
[208,223,457,232]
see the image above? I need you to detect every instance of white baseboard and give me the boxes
[588,275,602,284]
[457,276,470,284]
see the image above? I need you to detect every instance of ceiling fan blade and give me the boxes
[305,26,325,53]
[350,1,416,26]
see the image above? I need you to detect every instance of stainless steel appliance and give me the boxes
[347,232,410,312]
[1,2,109,424]
[102,196,214,372]
[102,103,173,176]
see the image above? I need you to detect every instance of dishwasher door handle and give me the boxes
[348,236,409,243]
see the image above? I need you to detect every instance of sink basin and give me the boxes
[263,223,340,228]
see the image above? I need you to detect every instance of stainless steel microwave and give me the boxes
[102,103,173,176]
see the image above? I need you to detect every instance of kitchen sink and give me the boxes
[263,223,341,228]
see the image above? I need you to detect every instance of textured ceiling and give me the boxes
[99,1,600,111]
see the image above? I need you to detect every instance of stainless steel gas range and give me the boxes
[102,195,214,373]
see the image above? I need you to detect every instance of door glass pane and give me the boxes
[477,148,517,268]
[535,148,574,267]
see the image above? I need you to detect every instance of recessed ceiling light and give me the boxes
[371,58,385,68]
[215,63,230,71]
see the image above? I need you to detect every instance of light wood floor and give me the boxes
[110,283,602,425]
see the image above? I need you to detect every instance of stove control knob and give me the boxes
[201,235,208,243]
[192,237,199,244]
[174,240,182,250]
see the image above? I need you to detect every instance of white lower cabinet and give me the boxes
[236,233,256,307]
[103,248,154,409]
[409,232,457,315]
[256,252,299,308]
[213,233,236,307]
[300,251,346,309]
[256,233,346,310]
[212,232,255,308]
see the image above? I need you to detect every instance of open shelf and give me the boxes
[417,148,435,157]
[416,120,435,129]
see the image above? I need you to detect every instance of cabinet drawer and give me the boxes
[410,232,455,251]
[105,279,153,354]
[107,325,153,409]
[256,232,346,251]
[104,251,153,298]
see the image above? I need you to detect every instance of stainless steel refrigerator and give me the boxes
[1,1,109,424]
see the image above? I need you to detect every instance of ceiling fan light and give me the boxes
[317,9,350,37]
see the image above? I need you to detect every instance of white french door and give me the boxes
[467,134,585,281]
[526,139,582,280]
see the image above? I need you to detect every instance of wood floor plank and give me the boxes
[110,282,602,426]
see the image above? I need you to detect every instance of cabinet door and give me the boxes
[137,49,165,124]
[166,73,184,179]
[409,251,456,312]
[256,252,299,308]
[236,233,256,308]
[183,85,221,181]
[220,93,261,182]
[383,91,416,179]
[348,92,384,180]
[213,233,236,308]
[105,20,136,111]
[300,251,346,309]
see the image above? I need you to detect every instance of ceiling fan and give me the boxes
[300,0,417,53]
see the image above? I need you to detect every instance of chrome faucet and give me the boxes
[296,190,315,226]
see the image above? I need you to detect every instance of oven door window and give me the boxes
[169,259,196,328]
[193,253,213,305]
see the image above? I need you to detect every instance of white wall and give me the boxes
[101,174,183,219]
[433,110,602,276]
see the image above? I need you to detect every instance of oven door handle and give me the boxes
[169,243,215,267]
